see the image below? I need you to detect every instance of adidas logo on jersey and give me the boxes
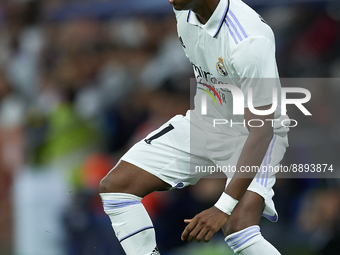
[258,14,267,24]
[179,37,186,48]
[151,246,160,255]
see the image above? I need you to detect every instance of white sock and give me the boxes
[225,225,280,255]
[100,193,160,255]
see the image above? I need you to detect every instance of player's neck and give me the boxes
[192,0,219,24]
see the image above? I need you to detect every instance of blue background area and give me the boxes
[46,0,336,20]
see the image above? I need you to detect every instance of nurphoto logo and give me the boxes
[199,82,311,128]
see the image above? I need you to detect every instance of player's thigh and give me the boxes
[99,160,171,197]
[222,190,264,236]
[100,114,206,196]
[121,114,211,188]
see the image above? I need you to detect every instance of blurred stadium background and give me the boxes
[0,0,340,254]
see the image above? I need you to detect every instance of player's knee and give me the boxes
[98,171,130,194]
[224,191,264,236]
[99,176,111,193]
[224,215,248,236]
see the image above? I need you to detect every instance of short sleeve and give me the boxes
[231,36,280,108]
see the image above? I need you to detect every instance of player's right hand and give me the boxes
[181,206,229,243]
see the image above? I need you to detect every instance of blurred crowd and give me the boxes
[0,0,340,255]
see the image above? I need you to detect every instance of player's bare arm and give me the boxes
[224,104,274,200]
[181,105,274,243]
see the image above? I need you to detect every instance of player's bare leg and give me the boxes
[99,160,171,255]
[99,160,171,196]
[222,191,280,255]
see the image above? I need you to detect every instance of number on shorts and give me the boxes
[144,124,174,145]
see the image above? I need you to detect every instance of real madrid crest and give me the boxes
[216,57,228,77]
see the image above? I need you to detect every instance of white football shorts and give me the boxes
[121,113,289,222]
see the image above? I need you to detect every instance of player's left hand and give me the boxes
[181,206,228,242]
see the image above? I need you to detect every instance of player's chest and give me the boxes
[177,24,237,84]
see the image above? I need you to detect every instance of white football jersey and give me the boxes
[174,0,289,137]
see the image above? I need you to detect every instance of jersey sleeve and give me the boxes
[230,36,280,108]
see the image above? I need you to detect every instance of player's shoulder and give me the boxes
[227,0,275,46]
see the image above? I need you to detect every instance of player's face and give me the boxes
[169,0,196,11]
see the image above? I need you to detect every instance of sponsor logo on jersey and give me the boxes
[191,63,230,93]
[216,57,228,77]
[197,81,223,106]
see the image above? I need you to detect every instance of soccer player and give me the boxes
[99,0,289,254]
